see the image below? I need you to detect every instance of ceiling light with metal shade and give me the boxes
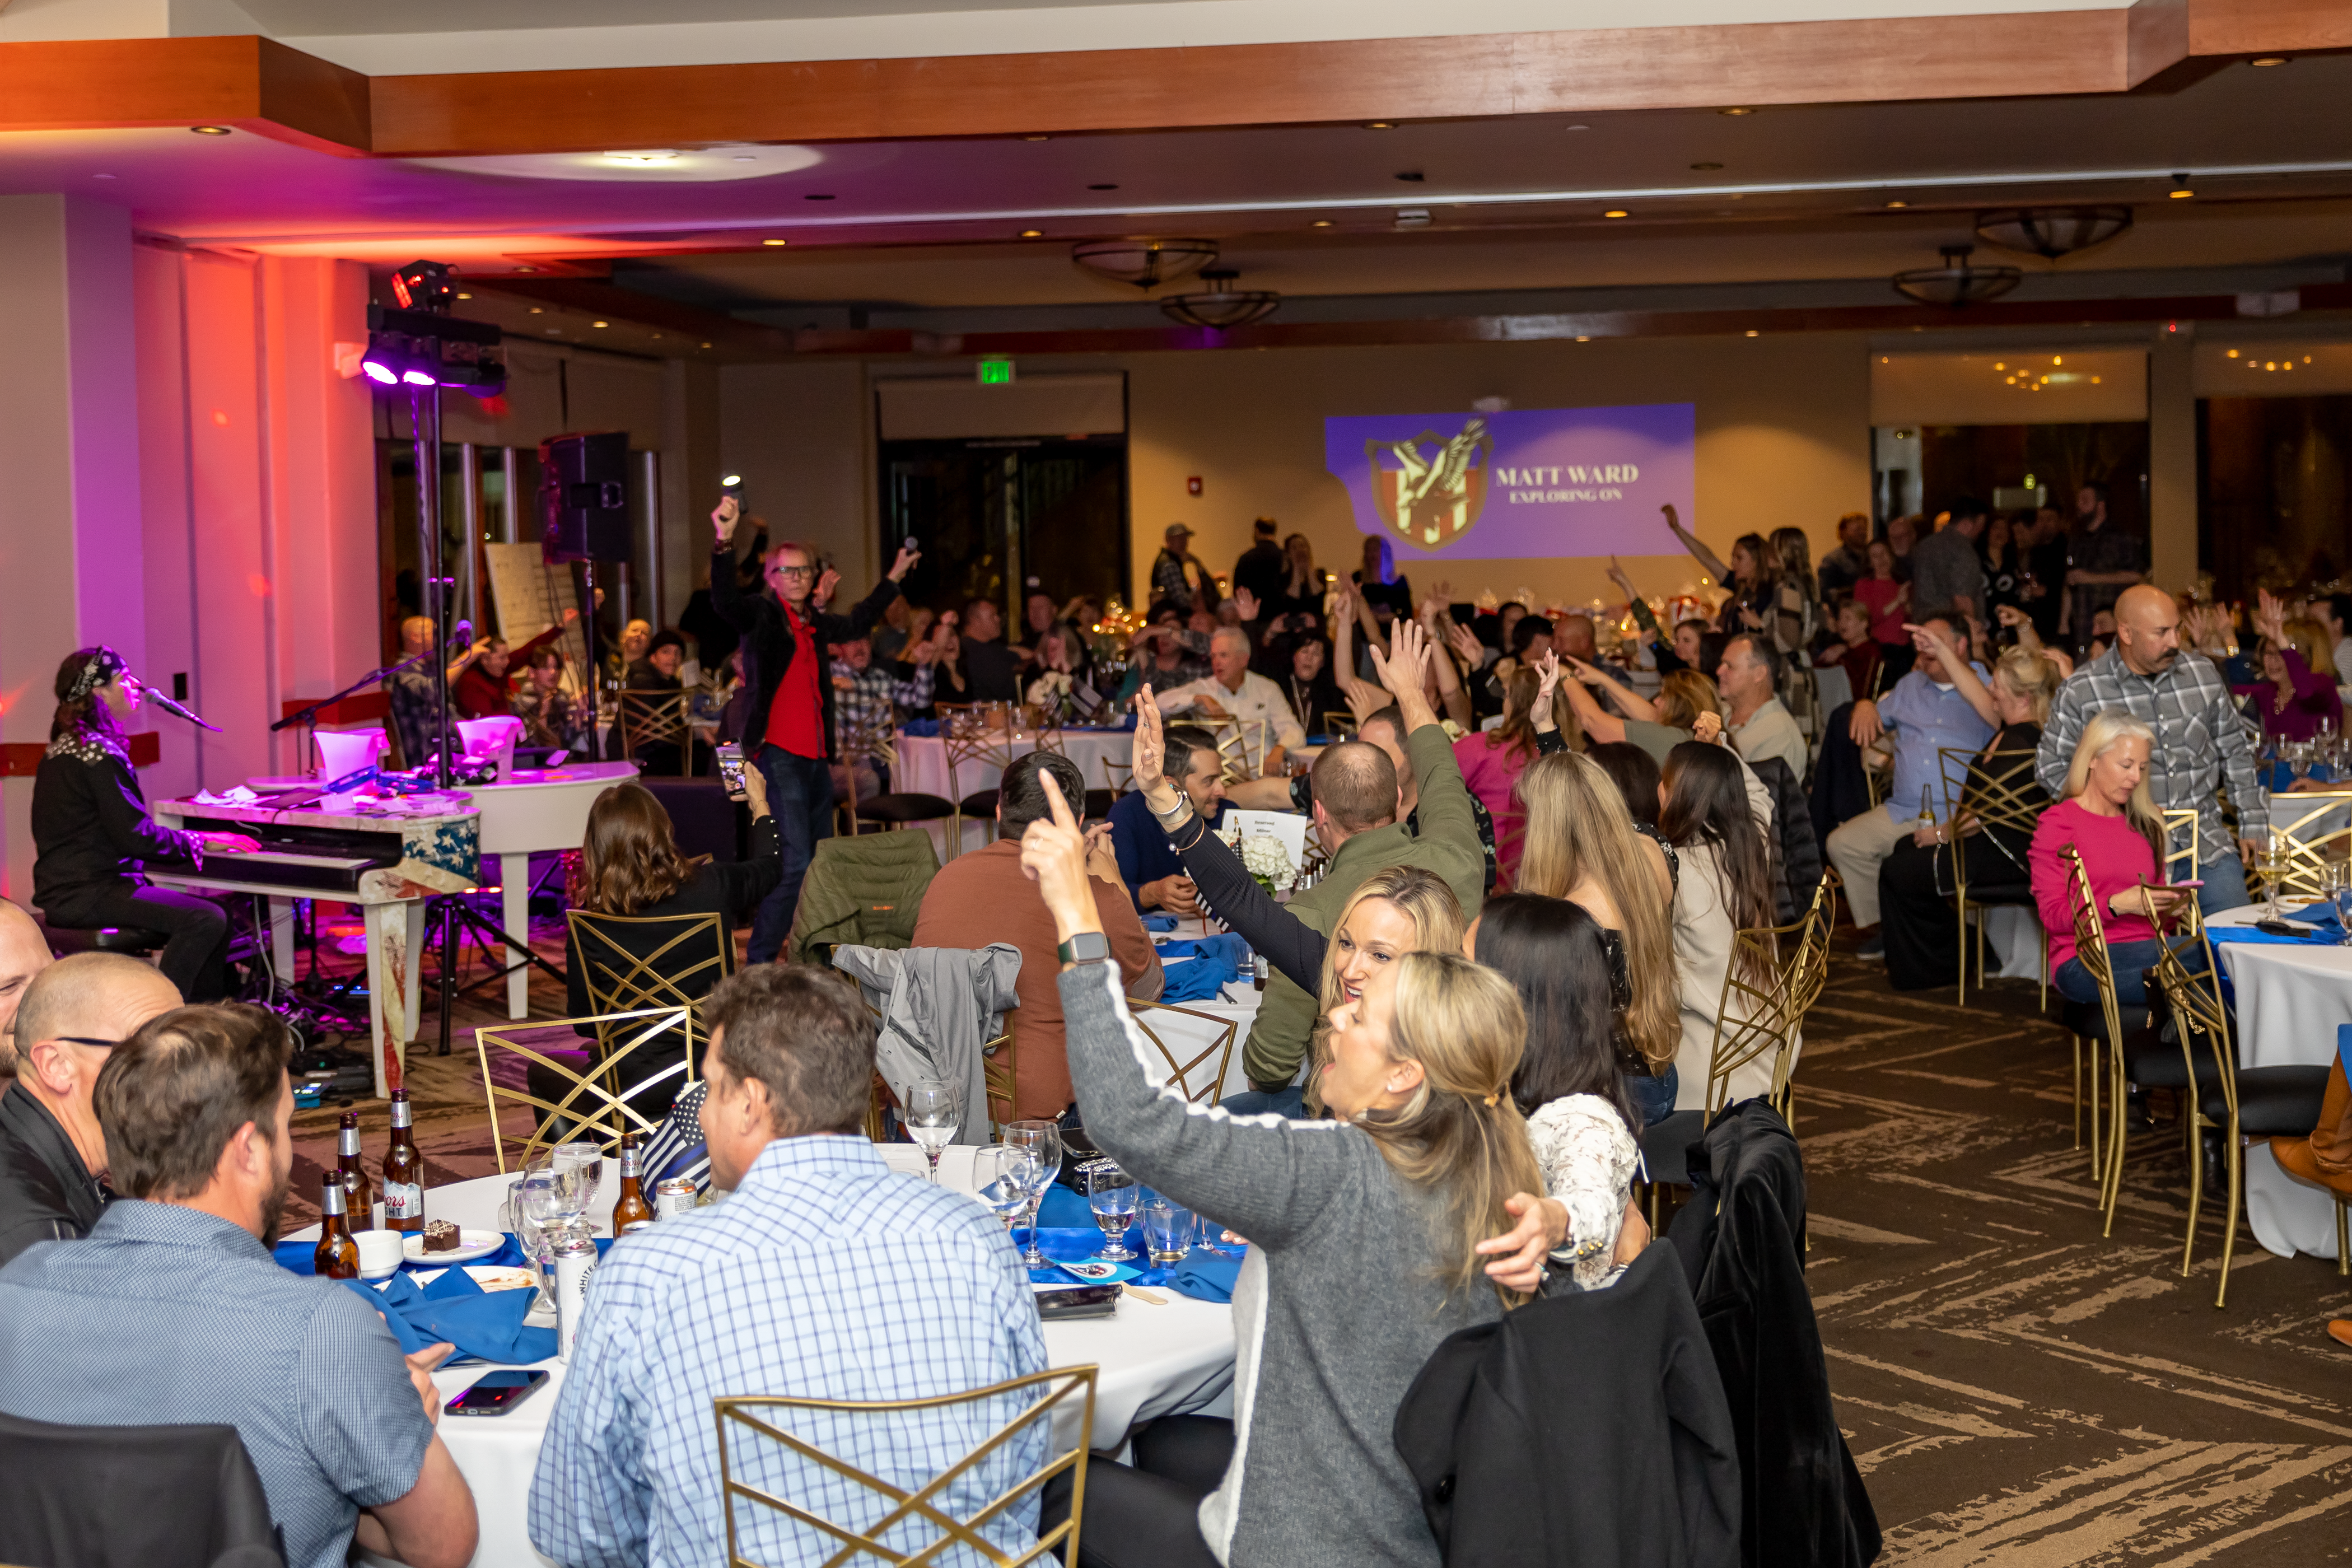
[1071,237,1218,290]
[1973,206,2132,259]
[1160,269,1280,329]
[1892,244,2022,307]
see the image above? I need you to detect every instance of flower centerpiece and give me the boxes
[1220,825,1296,896]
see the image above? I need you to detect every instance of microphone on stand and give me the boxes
[133,680,223,733]
[447,619,475,655]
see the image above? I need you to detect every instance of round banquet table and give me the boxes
[311,1147,1236,1568]
[2206,903,2346,1261]
[893,728,1136,857]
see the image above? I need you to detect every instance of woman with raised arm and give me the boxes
[1020,770,1566,1568]
[1657,739,1782,1110]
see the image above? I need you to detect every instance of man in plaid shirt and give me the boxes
[2037,584,2267,914]
[829,631,937,791]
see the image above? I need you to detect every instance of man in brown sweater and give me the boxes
[914,752,1162,1119]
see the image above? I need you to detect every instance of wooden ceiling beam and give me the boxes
[0,36,370,155]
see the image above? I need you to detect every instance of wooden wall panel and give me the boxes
[2186,0,2352,55]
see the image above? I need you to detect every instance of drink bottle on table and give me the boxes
[337,1109,374,1230]
[612,1133,655,1234]
[383,1088,424,1234]
[315,1175,360,1280]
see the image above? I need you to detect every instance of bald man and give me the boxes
[388,614,485,771]
[0,901,53,1076]
[0,953,181,1265]
[2037,584,2266,915]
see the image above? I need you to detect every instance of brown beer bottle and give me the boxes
[336,1110,374,1231]
[314,1174,360,1280]
[382,1088,423,1234]
[612,1133,655,1235]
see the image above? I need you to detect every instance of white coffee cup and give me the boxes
[356,1230,405,1280]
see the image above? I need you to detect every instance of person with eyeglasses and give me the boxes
[0,952,180,1267]
[710,498,922,964]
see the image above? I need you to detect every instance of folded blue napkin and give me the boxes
[1155,933,1248,1002]
[2340,1022,2352,1080]
[902,718,941,738]
[343,1267,557,1366]
[1160,1248,1242,1304]
[2209,923,2340,947]
[1140,913,1179,934]
[1036,1186,1094,1228]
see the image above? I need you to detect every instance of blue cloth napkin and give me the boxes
[1016,1221,1244,1304]
[2339,1022,2352,1080]
[2207,925,2332,948]
[342,1268,556,1366]
[1036,1186,1094,1228]
[1161,1248,1243,1304]
[1019,1225,1145,1285]
[1140,913,1179,934]
[902,718,941,738]
[1155,933,1248,1002]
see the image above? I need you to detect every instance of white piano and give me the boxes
[470,761,640,1019]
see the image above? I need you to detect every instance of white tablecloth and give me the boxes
[312,1147,1235,1568]
[2208,903,2346,1261]
[894,730,1136,857]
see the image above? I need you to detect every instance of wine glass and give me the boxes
[552,1141,601,1238]
[902,1081,960,1183]
[516,1164,567,1309]
[1004,1119,1063,1268]
[972,1145,1038,1233]
[1086,1161,1140,1261]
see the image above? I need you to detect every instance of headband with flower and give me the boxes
[65,646,129,704]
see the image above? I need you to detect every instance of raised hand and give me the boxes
[813,566,840,608]
[1530,649,1562,730]
[711,495,740,544]
[888,541,922,582]
[1370,617,1431,699]
[1691,711,1724,745]
[1563,654,1608,688]
[1231,586,1259,623]
[1132,690,1170,796]
[1606,554,1635,596]
[1443,618,1485,672]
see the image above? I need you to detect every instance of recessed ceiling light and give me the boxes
[603,150,679,165]
[651,333,662,339]
[1575,335,1590,342]
[1885,199,1908,208]
[1310,219,1334,227]
[2227,348,2239,357]
[1691,161,1723,171]
[516,267,536,273]
[1089,182,1119,190]
[1744,329,1760,337]
[592,320,609,328]
[1018,228,1043,237]
[2251,55,2288,66]
[1564,124,1589,132]
[1719,107,1754,116]
[190,125,231,136]
[1603,209,1628,218]
[701,342,713,348]
[544,328,561,335]
[2170,187,2194,198]
[1024,134,1050,141]
[1365,122,1395,129]
[93,172,115,180]
[804,193,835,201]
[529,307,543,314]
[763,238,788,246]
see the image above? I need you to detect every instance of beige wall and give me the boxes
[1124,333,1874,614]
[717,360,874,598]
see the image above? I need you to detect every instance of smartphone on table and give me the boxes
[446,1369,549,1417]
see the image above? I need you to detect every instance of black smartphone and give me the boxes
[446,1369,549,1417]
[1035,1283,1121,1320]
[717,741,748,798]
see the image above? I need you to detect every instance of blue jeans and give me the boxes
[1219,1085,1305,1119]
[1625,1065,1679,1127]
[2055,935,2206,1008]
[748,747,833,964]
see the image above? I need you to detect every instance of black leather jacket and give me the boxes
[0,1081,109,1269]
[708,545,902,762]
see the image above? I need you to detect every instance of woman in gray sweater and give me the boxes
[1020,773,1567,1568]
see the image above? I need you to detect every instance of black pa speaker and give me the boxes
[539,431,631,563]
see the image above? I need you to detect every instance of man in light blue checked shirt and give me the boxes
[2036,584,2266,917]
[530,964,1048,1568]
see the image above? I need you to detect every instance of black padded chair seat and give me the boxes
[1084,788,1117,822]
[958,788,999,817]
[38,919,169,958]
[1639,1109,1706,1189]
[857,792,954,825]
[2061,996,2148,1043]
[2120,1027,2214,1090]
[2233,1065,2331,1136]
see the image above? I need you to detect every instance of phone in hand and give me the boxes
[447,1370,548,1417]
[717,742,748,799]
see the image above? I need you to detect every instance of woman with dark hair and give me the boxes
[1471,893,1645,1290]
[1278,634,1345,737]
[1658,740,1780,1110]
[562,776,781,1109]
[31,648,256,1001]
[1587,741,1663,829]
[1266,533,1331,633]
[1452,662,1542,885]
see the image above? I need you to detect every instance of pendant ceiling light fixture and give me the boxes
[1973,206,2133,259]
[1892,244,2022,307]
[1160,268,1282,329]
[1070,237,1219,290]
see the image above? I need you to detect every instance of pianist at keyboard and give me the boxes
[29,648,258,1002]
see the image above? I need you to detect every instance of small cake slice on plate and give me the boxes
[422,1219,464,1254]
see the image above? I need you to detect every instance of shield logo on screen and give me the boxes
[1364,419,1493,548]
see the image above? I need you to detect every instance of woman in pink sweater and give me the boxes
[2029,711,2199,1005]
[1454,663,1542,888]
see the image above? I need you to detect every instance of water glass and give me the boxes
[516,1166,566,1309]
[972,1145,1038,1232]
[1004,1119,1063,1268]
[552,1142,602,1231]
[1086,1162,1140,1261]
[903,1081,961,1183]
[1139,1192,1195,1265]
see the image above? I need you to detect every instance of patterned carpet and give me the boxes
[279,923,2352,1562]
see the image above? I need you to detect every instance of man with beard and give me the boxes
[0,1004,478,1568]
[0,953,179,1266]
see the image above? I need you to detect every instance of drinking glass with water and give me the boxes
[903,1081,960,1183]
[1139,1191,1195,1264]
[1086,1162,1140,1261]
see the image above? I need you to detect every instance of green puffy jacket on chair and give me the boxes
[787,831,941,967]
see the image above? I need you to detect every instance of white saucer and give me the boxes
[403,1229,504,1265]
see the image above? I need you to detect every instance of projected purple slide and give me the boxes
[1323,403,1694,561]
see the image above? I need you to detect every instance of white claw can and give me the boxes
[552,1234,599,1361]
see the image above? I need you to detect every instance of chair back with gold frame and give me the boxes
[1100,754,1134,798]
[2159,806,2200,886]
[858,1000,1018,1139]
[1937,747,2048,1006]
[1124,999,1239,1107]
[1216,718,1271,782]
[2253,795,2352,903]
[1701,884,1830,1123]
[942,723,1021,857]
[475,1005,696,1173]
[568,909,731,1051]
[2147,930,2241,1296]
[1321,710,1359,739]
[715,1366,1098,1568]
[616,690,694,776]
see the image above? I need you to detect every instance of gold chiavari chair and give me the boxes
[1101,754,1134,798]
[715,1366,1099,1568]
[1935,748,2050,1009]
[476,1005,696,1173]
[1216,718,1271,783]
[1126,998,1240,1108]
[859,1000,1018,1141]
[2060,844,2129,1196]
[615,690,696,776]
[2251,794,2352,904]
[2160,806,2200,888]
[944,717,1022,858]
[1321,710,1359,739]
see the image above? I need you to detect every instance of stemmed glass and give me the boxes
[1004,1119,1063,1268]
[973,1144,1039,1233]
[551,1141,601,1236]
[903,1081,961,1183]
[516,1163,567,1312]
[1086,1162,1140,1262]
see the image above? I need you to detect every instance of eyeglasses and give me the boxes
[54,1037,119,1049]
[770,563,817,580]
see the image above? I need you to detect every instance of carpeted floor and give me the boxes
[280,921,2352,1562]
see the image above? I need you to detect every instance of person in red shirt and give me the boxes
[710,497,920,962]
[451,609,578,720]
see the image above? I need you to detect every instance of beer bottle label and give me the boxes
[620,1143,641,1178]
[384,1180,423,1220]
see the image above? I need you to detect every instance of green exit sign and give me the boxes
[977,360,1015,385]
